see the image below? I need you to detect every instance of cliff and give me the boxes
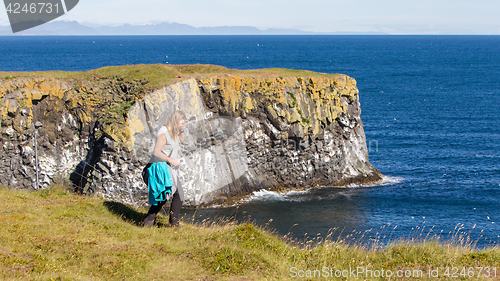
[0,64,382,207]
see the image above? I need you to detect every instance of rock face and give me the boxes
[196,76,382,195]
[0,70,381,207]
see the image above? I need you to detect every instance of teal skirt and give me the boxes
[147,162,173,205]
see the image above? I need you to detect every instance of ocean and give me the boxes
[1,35,499,248]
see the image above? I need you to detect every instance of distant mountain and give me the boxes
[94,22,197,35]
[0,21,317,35]
[92,22,316,35]
[0,21,100,35]
[0,21,389,35]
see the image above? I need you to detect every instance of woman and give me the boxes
[143,110,186,227]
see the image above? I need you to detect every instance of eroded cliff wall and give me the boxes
[0,67,381,206]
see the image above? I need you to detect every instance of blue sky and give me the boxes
[1,0,500,34]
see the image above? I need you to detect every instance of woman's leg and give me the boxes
[143,200,167,227]
[169,190,182,226]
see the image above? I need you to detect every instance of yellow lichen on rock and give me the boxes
[1,79,68,131]
[197,73,358,138]
[1,70,360,151]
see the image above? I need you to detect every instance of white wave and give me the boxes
[245,189,311,202]
[344,175,405,188]
[325,191,355,200]
[243,176,405,203]
[379,175,405,186]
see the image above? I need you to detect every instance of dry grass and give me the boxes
[1,186,499,280]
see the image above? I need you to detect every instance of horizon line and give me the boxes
[1,21,499,36]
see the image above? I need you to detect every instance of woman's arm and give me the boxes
[153,135,170,163]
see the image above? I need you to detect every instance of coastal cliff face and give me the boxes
[0,66,381,207]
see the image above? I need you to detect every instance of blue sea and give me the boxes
[1,35,499,248]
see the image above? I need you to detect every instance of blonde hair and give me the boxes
[166,110,186,142]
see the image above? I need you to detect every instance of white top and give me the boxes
[153,126,181,165]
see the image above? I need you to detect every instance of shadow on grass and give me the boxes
[103,201,169,228]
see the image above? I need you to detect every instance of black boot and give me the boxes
[143,213,156,228]
[144,201,166,228]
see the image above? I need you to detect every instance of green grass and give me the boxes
[0,64,342,93]
[287,92,297,101]
[0,186,499,280]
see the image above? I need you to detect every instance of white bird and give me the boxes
[487,216,491,220]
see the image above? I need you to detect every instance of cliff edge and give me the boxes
[0,64,382,206]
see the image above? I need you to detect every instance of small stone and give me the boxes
[5,127,14,136]
[315,142,323,150]
[97,162,110,174]
[21,108,31,116]
[104,138,116,152]
[22,157,32,165]
[9,176,18,187]
[131,156,139,164]
[42,141,53,149]
[22,146,33,156]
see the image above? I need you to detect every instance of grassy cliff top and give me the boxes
[1,186,499,280]
[0,64,345,91]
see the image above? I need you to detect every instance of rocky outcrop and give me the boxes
[0,67,381,207]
